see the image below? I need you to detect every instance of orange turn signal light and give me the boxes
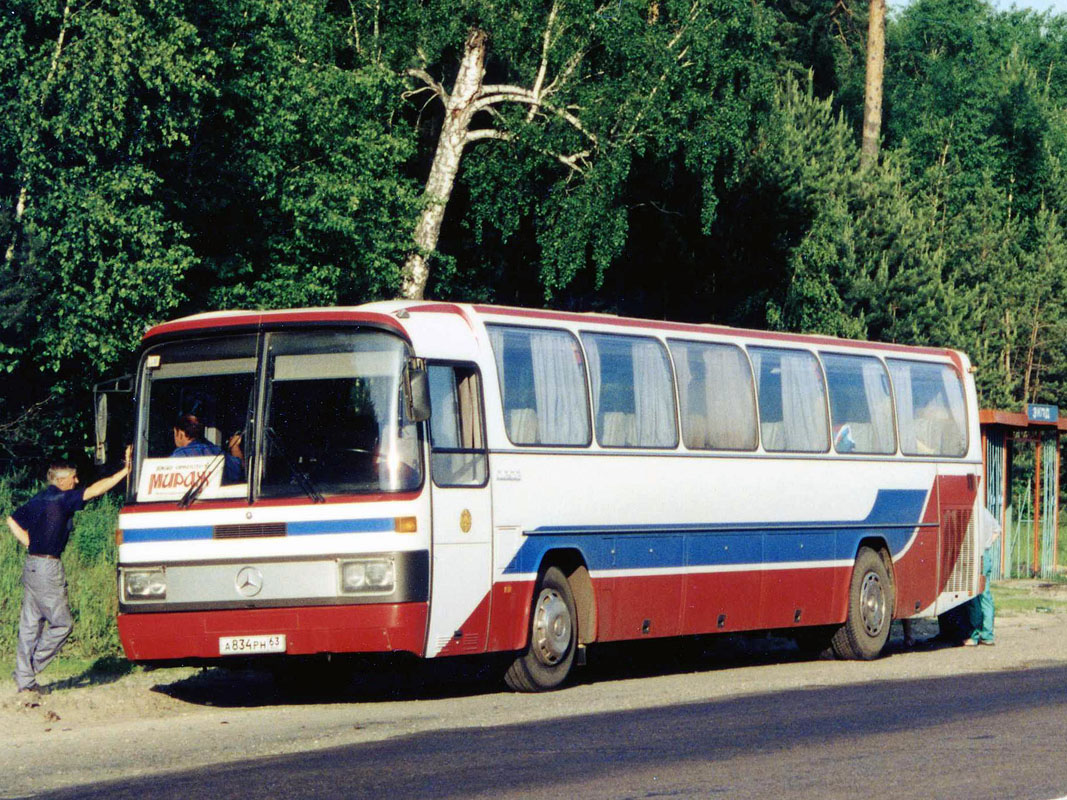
[394,516,417,533]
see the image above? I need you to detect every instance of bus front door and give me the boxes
[424,363,493,658]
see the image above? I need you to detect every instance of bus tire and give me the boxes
[831,546,893,660]
[504,566,577,692]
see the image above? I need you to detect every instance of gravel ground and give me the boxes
[2,583,1066,798]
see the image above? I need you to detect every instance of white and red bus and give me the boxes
[110,302,981,690]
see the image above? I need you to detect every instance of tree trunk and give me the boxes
[5,0,72,265]
[860,0,885,170]
[400,29,488,300]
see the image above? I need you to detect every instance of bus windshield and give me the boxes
[260,330,422,498]
[134,330,422,503]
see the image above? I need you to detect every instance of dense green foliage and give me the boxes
[1,0,1067,461]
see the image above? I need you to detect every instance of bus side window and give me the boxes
[428,365,488,487]
[749,347,829,453]
[486,325,591,447]
[887,359,968,457]
[668,340,757,451]
[582,333,677,449]
[820,353,897,455]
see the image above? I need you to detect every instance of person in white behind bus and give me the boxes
[963,505,1001,647]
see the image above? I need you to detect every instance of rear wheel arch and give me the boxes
[535,548,596,645]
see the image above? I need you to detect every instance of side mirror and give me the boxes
[93,374,133,465]
[404,358,432,423]
[94,392,108,465]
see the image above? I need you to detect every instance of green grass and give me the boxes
[991,583,1067,616]
[1,472,124,666]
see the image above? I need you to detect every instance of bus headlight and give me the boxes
[339,558,395,594]
[123,568,166,601]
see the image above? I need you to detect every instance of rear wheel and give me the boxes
[504,566,577,692]
[831,547,893,660]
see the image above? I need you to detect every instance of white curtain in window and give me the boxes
[584,335,602,426]
[940,367,967,443]
[671,346,699,447]
[531,332,589,444]
[780,352,828,451]
[889,361,917,453]
[937,366,967,455]
[487,327,507,407]
[704,346,757,449]
[861,360,896,453]
[631,339,676,446]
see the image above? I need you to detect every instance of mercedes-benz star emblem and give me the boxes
[235,566,264,597]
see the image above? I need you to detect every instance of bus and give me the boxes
[104,302,981,691]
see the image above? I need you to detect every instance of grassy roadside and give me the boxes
[991,581,1067,616]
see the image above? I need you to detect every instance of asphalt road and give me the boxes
[33,662,1067,800]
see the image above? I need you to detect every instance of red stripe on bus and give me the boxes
[144,310,408,341]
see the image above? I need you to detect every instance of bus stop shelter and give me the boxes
[980,405,1064,579]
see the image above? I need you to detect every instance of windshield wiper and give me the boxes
[178,451,226,509]
[266,426,324,503]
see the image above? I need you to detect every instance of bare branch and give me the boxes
[405,68,448,104]
[528,1,560,122]
[466,128,513,144]
[472,88,598,146]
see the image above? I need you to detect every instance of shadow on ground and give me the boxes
[44,655,135,693]
[150,618,961,709]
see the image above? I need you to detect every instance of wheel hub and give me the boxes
[859,571,886,637]
[532,588,572,665]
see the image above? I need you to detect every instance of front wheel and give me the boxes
[831,547,893,660]
[504,566,578,692]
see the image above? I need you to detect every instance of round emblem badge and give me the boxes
[460,509,472,533]
[235,566,264,597]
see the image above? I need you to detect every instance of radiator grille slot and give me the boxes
[943,510,976,594]
[213,522,287,539]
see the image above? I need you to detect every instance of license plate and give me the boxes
[218,634,286,655]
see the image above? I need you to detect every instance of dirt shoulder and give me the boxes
[2,585,1066,798]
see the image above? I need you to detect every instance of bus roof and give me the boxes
[143,301,966,365]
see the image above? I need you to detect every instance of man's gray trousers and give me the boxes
[14,555,73,690]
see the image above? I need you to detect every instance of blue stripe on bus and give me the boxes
[287,518,396,535]
[121,517,396,543]
[502,488,929,574]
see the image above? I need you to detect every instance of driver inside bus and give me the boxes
[171,413,244,483]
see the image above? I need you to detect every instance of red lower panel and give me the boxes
[598,574,684,641]
[118,603,429,661]
[758,566,849,629]
[487,580,536,652]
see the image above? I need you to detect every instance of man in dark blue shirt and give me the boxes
[6,453,130,693]
[171,414,244,483]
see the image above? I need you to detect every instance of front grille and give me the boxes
[213,522,287,539]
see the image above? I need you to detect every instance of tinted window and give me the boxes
[429,364,488,487]
[260,331,422,497]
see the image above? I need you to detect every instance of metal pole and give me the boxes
[1034,436,1043,577]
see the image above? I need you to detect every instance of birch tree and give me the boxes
[392,0,773,300]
